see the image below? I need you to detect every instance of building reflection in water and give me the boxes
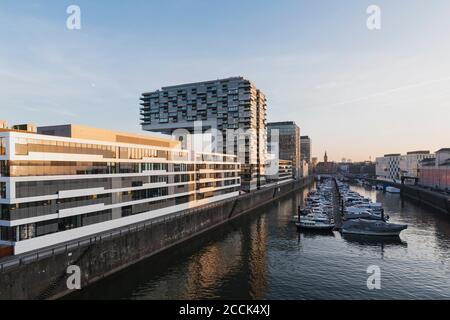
[247,215,268,299]
[183,232,243,299]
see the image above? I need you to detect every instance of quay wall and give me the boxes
[364,178,450,215]
[0,177,313,300]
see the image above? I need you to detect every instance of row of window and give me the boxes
[1,160,239,177]
[4,161,167,177]
[14,138,186,161]
[13,138,237,163]
[0,193,201,242]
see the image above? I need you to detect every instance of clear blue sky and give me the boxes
[1,0,449,161]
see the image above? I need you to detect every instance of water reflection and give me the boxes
[342,234,407,247]
[70,183,450,300]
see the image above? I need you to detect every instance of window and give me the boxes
[0,138,5,155]
[0,182,5,199]
[0,161,8,177]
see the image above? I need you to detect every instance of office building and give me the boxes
[139,77,267,192]
[300,160,309,178]
[376,154,401,181]
[399,151,434,178]
[267,122,300,179]
[265,159,293,183]
[300,136,311,164]
[311,157,318,172]
[0,124,240,255]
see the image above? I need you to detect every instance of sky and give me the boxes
[0,0,449,162]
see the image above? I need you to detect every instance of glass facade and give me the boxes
[0,130,240,252]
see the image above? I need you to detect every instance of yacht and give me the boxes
[386,187,401,194]
[342,219,407,236]
[344,207,383,221]
[296,213,335,231]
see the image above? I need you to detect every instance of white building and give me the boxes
[301,160,309,178]
[399,151,434,178]
[376,154,401,182]
[436,148,450,166]
[0,124,240,255]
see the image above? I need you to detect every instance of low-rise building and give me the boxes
[0,124,240,255]
[376,154,401,182]
[418,148,450,190]
[399,151,434,178]
[265,158,293,183]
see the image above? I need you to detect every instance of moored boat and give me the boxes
[386,187,401,194]
[342,219,407,236]
[296,213,335,231]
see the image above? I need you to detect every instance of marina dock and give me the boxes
[332,179,343,230]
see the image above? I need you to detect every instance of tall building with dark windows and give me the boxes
[139,77,267,192]
[300,136,312,164]
[0,124,240,255]
[267,122,300,179]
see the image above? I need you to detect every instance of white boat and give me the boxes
[296,213,335,231]
[386,187,401,194]
[342,219,407,236]
[344,207,383,221]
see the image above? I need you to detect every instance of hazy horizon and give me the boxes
[1,1,449,161]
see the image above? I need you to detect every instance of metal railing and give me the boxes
[0,177,313,273]
[0,195,239,273]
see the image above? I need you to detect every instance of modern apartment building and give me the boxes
[267,122,300,179]
[399,151,434,178]
[139,77,267,192]
[300,136,312,165]
[376,154,401,181]
[0,124,240,255]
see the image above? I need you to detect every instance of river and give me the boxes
[68,184,450,300]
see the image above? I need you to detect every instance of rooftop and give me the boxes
[36,124,179,148]
[384,153,401,157]
[142,77,248,95]
[407,150,430,155]
[436,148,450,153]
[267,121,298,127]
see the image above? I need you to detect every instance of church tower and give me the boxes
[324,151,328,163]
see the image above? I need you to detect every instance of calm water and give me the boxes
[69,184,450,300]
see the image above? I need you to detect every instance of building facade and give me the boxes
[139,77,267,192]
[399,151,434,178]
[418,148,450,190]
[267,122,300,179]
[265,159,293,183]
[300,136,311,165]
[300,160,309,178]
[311,157,318,172]
[376,154,401,181]
[0,124,240,255]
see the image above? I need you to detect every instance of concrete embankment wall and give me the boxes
[400,186,450,215]
[0,178,313,300]
[365,178,450,215]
